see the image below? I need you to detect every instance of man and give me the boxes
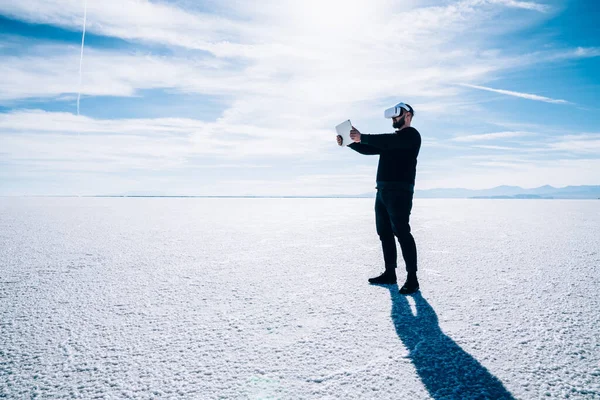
[336,102,421,295]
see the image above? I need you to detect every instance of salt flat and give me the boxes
[1,198,599,399]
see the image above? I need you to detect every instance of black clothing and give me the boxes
[348,126,421,185]
[368,267,397,285]
[375,187,417,273]
[399,278,420,295]
[349,127,420,274]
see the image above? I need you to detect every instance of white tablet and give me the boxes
[335,119,353,147]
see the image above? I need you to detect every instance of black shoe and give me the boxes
[399,279,419,295]
[368,270,397,285]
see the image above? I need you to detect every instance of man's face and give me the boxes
[392,110,411,128]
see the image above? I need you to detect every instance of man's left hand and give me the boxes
[350,126,361,143]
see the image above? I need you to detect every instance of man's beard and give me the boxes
[393,117,405,130]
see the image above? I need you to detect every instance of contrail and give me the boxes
[77,0,88,116]
[459,83,570,105]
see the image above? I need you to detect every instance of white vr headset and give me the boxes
[384,102,414,119]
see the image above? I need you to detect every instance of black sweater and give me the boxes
[348,127,421,185]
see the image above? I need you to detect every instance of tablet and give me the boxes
[335,120,353,147]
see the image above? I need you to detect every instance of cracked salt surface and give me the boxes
[1,198,599,399]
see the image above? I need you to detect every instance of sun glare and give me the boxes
[288,0,376,33]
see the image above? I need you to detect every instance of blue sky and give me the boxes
[0,0,598,196]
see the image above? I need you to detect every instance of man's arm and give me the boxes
[360,130,420,150]
[348,142,380,155]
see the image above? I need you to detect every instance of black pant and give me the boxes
[375,187,417,273]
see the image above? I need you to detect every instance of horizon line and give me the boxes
[1,184,599,199]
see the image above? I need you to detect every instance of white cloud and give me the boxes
[553,46,600,59]
[0,0,591,130]
[547,134,600,154]
[1,0,597,195]
[0,0,575,101]
[0,0,247,52]
[487,0,550,12]
[3,110,598,195]
[459,83,570,104]
[0,45,257,101]
[0,0,550,51]
[471,144,518,150]
[0,0,588,135]
[0,109,332,161]
[473,160,525,168]
[418,158,600,189]
[453,131,533,142]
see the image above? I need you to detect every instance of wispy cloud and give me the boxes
[452,131,533,142]
[488,0,551,13]
[473,160,525,168]
[459,83,570,104]
[547,134,600,154]
[549,46,600,60]
[0,0,246,52]
[0,0,552,52]
[1,0,598,194]
[0,0,575,98]
[1,0,575,151]
[471,144,518,150]
[0,0,589,126]
[0,109,333,159]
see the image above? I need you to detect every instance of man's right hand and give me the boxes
[336,135,343,146]
[349,126,361,143]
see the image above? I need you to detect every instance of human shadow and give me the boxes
[382,286,515,400]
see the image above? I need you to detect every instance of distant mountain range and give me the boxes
[91,185,600,199]
[414,185,600,199]
[348,185,600,199]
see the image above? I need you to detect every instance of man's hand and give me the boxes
[336,135,343,146]
[350,126,361,143]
